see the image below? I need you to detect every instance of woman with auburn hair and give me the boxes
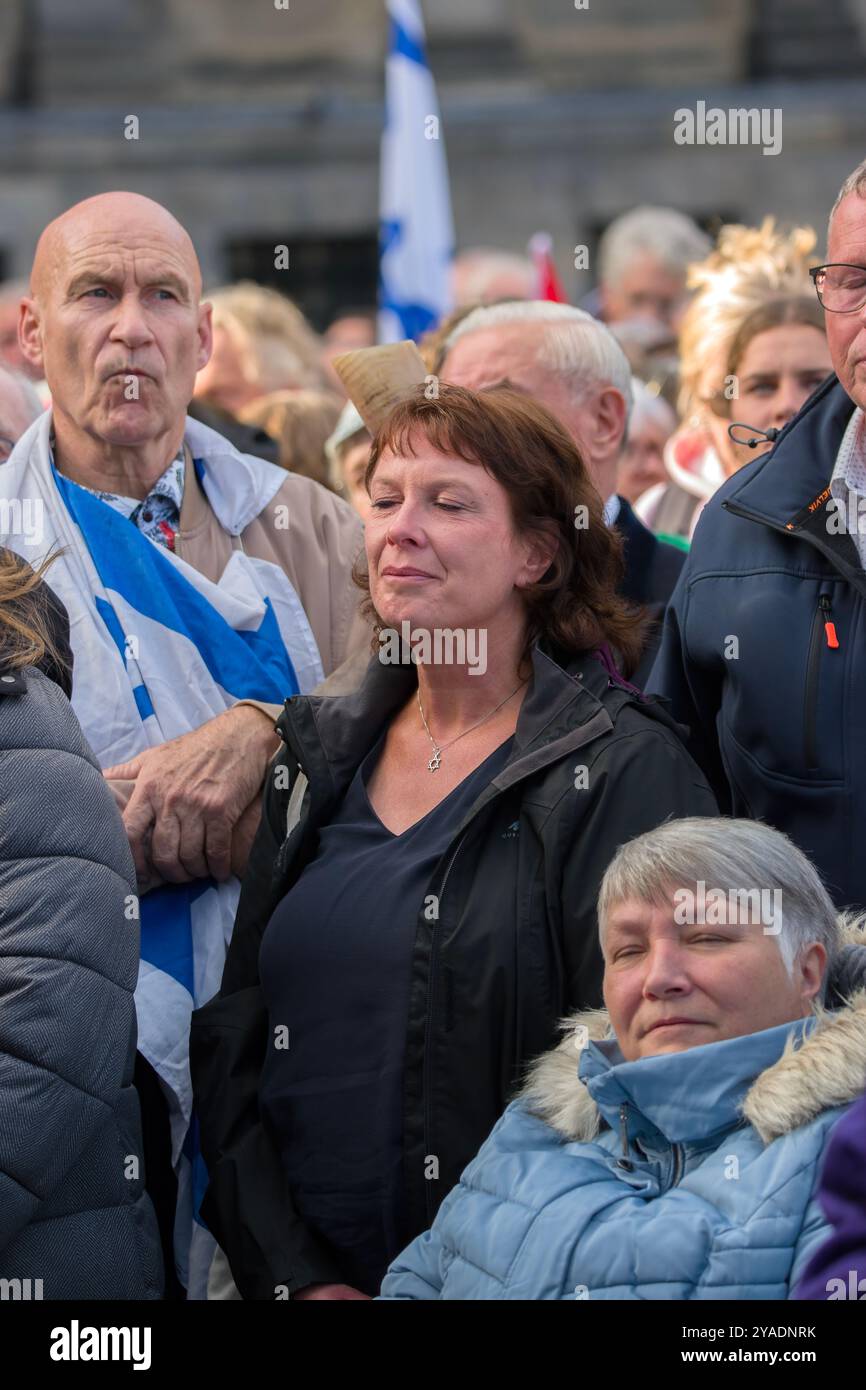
[192,384,717,1301]
[0,548,162,1297]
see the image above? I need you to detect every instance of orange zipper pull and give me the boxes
[820,595,840,648]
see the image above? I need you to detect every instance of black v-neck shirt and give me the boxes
[258,731,515,1295]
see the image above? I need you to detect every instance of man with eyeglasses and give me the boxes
[649,160,866,911]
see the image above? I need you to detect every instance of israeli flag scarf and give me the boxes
[0,411,324,1296]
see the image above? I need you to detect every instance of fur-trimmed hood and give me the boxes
[521,924,866,1149]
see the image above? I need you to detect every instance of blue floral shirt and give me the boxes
[78,448,186,552]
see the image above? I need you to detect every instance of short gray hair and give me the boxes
[828,157,866,241]
[597,817,839,996]
[598,206,711,288]
[443,300,633,421]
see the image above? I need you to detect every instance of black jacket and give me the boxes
[190,643,716,1299]
[649,374,864,907]
[615,496,685,685]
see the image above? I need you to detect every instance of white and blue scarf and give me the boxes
[0,411,324,1295]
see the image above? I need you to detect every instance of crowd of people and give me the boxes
[1,176,865,1303]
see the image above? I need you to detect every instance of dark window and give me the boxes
[225,233,379,333]
[745,0,865,80]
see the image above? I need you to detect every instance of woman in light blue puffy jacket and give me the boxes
[380,818,866,1301]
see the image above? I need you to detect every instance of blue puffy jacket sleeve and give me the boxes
[378,1223,448,1300]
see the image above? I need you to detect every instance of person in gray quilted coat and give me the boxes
[0,548,163,1298]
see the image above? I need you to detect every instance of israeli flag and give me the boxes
[379,0,454,342]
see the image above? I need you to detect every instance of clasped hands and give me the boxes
[104,704,280,891]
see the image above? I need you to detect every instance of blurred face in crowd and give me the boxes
[0,370,39,462]
[441,322,626,502]
[322,315,377,394]
[601,252,688,333]
[339,437,374,522]
[824,192,866,411]
[0,295,38,379]
[706,323,832,477]
[365,433,553,647]
[20,192,212,455]
[194,322,260,417]
[617,410,673,504]
[602,895,825,1063]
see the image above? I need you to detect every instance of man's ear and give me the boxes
[18,298,44,375]
[594,385,628,458]
[196,301,214,372]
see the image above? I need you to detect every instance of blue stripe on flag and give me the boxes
[378,294,438,341]
[139,881,210,994]
[182,1115,211,1228]
[133,683,156,721]
[94,594,129,664]
[55,469,299,703]
[390,16,426,67]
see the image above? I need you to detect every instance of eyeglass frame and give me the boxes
[809,262,866,313]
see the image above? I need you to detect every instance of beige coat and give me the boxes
[108,458,372,880]
[174,456,369,684]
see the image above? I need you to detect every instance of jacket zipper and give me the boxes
[803,592,839,771]
[419,713,618,1223]
[422,826,470,1223]
[670,1142,684,1188]
[616,1102,633,1171]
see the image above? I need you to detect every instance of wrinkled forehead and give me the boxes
[38,221,201,301]
[443,324,545,389]
[828,192,866,258]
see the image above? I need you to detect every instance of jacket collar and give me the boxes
[722,374,854,531]
[577,1019,814,1148]
[520,920,866,1149]
[614,496,657,606]
[277,641,677,811]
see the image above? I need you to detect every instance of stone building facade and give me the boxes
[0,0,864,325]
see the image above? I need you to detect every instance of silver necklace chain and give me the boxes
[417,679,526,773]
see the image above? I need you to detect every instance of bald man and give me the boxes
[15,191,365,879]
[1,192,367,1294]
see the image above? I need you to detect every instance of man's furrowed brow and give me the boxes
[64,267,193,302]
[144,271,194,303]
[65,267,123,297]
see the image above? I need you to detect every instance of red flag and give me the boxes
[528,233,567,302]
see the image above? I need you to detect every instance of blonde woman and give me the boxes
[194,281,326,417]
[637,221,832,541]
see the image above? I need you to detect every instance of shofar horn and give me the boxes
[331,341,429,434]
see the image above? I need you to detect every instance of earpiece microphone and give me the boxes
[727,422,781,449]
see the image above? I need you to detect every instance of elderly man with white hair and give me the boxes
[438,301,686,682]
[596,204,711,332]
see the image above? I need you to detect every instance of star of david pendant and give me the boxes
[428,748,442,772]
